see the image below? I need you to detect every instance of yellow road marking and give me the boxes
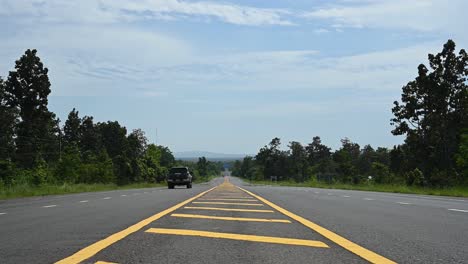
[184,206,274,213]
[146,228,328,248]
[55,187,217,264]
[95,261,118,264]
[238,186,397,264]
[192,201,264,206]
[203,196,253,199]
[171,213,291,223]
[198,198,258,202]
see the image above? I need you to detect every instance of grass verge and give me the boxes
[247,180,468,197]
[0,176,221,200]
[0,182,166,200]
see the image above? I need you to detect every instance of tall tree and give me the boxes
[79,116,101,158]
[197,157,208,177]
[97,121,128,158]
[127,129,147,159]
[288,141,307,182]
[157,146,175,168]
[0,77,17,161]
[4,49,58,168]
[63,108,81,147]
[391,40,468,184]
[305,136,333,174]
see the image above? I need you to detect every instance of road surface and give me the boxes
[0,176,467,263]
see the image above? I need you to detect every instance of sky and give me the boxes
[0,0,467,154]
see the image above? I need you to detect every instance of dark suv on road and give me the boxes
[167,167,193,189]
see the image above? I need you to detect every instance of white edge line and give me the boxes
[397,202,411,205]
[42,205,57,208]
[79,200,89,203]
[448,209,468,213]
[0,212,6,215]
[363,198,375,201]
[121,194,127,197]
[103,197,112,200]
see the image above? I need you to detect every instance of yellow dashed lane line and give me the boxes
[146,228,328,248]
[171,213,291,223]
[238,186,397,264]
[197,198,258,202]
[183,206,275,213]
[192,201,264,206]
[55,187,217,264]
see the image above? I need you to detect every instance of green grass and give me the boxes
[247,180,468,197]
[0,175,221,200]
[0,182,166,200]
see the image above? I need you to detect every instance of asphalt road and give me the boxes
[0,176,467,264]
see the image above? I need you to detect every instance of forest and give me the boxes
[0,49,222,196]
[232,40,468,189]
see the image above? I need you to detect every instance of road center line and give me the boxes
[103,197,111,200]
[42,205,57,208]
[342,195,351,198]
[197,198,258,202]
[79,200,89,203]
[363,198,375,201]
[183,206,274,213]
[55,186,217,264]
[238,186,396,264]
[397,202,411,205]
[121,194,127,197]
[146,228,328,248]
[192,201,263,206]
[448,209,468,213]
[171,213,290,223]
[0,212,6,215]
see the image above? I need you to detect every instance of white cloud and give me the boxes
[0,0,293,26]
[303,0,467,33]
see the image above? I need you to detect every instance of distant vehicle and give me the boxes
[167,167,193,189]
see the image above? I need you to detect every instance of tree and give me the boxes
[391,40,468,184]
[197,157,208,177]
[305,136,335,178]
[0,77,17,161]
[455,131,468,183]
[4,49,58,168]
[334,138,360,183]
[97,121,128,158]
[63,108,81,147]
[79,116,101,158]
[288,141,307,182]
[158,146,175,168]
[55,145,82,183]
[127,129,147,159]
[358,145,376,175]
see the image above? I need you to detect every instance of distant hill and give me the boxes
[174,151,249,161]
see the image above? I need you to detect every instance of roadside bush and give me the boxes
[405,168,425,186]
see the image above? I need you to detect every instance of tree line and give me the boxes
[232,40,468,187]
[0,49,220,188]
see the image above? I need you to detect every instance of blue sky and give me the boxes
[1,0,467,154]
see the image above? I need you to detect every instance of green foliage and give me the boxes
[391,40,468,183]
[55,146,82,183]
[63,108,81,147]
[0,160,15,185]
[405,168,425,187]
[455,131,468,183]
[370,162,392,184]
[0,49,178,197]
[4,49,59,168]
